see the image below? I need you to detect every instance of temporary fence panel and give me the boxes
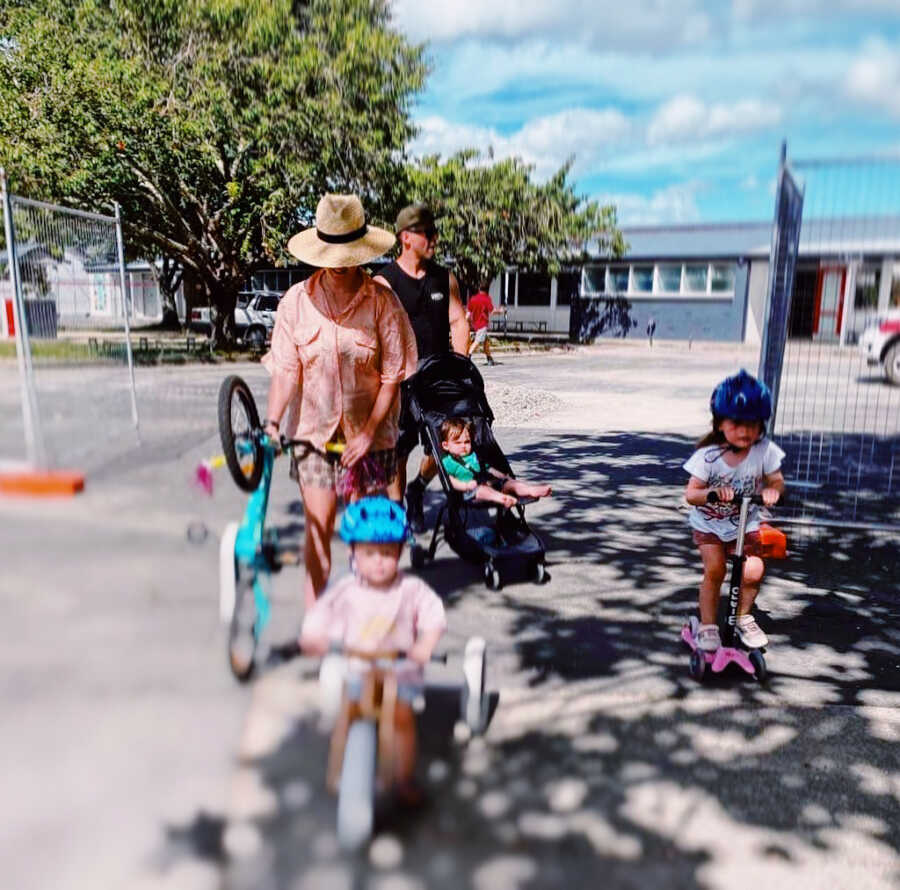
[762,155,900,530]
[1,175,139,473]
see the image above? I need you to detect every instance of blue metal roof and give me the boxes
[588,216,900,261]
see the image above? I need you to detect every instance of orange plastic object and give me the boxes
[0,469,85,497]
[759,523,787,559]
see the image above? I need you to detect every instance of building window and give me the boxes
[684,264,709,292]
[607,266,629,293]
[854,264,880,309]
[582,265,606,295]
[557,271,579,306]
[657,265,682,293]
[580,261,736,298]
[710,264,736,293]
[631,265,653,293]
[517,272,552,306]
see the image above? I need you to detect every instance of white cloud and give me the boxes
[410,108,631,180]
[597,182,704,225]
[647,94,782,145]
[844,38,900,117]
[391,0,718,48]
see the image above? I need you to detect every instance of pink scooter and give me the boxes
[682,492,768,684]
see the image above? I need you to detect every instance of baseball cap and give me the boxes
[395,203,436,234]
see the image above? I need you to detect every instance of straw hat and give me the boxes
[287,194,395,267]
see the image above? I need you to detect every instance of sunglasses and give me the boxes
[407,226,438,240]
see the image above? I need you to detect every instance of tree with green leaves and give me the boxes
[402,150,625,296]
[0,0,426,341]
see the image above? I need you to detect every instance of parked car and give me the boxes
[234,292,280,348]
[189,305,212,335]
[858,310,900,385]
[188,292,281,345]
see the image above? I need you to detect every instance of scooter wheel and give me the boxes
[748,649,768,684]
[689,649,707,682]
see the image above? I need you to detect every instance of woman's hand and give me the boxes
[761,486,781,506]
[341,429,374,468]
[263,421,282,453]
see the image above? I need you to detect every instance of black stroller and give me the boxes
[403,353,548,590]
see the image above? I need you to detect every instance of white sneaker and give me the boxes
[736,614,768,649]
[696,623,721,652]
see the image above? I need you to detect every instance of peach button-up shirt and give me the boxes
[261,270,418,452]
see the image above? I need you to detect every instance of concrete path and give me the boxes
[0,342,897,890]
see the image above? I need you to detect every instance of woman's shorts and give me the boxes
[292,446,397,495]
[693,529,763,557]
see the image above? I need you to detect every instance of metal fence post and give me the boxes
[1,168,47,468]
[758,141,804,428]
[114,202,140,436]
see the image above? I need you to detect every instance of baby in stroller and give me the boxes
[403,352,550,590]
[440,417,552,508]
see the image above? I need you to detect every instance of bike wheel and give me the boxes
[218,375,263,492]
[461,636,487,734]
[219,521,239,624]
[337,720,377,852]
[228,575,257,682]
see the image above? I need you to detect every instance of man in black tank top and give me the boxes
[375,203,469,531]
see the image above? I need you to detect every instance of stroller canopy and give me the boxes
[403,352,494,424]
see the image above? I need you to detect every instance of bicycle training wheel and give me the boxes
[218,375,263,492]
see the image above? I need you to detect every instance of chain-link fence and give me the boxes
[761,155,900,530]
[1,172,139,473]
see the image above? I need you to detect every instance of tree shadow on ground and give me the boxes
[161,430,898,888]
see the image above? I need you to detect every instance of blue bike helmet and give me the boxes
[339,496,409,544]
[710,369,772,423]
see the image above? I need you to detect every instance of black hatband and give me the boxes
[316,222,368,244]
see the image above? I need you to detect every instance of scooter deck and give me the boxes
[681,624,758,676]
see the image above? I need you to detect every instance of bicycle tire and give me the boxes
[337,720,377,851]
[218,375,263,492]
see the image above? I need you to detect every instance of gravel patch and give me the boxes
[483,380,566,426]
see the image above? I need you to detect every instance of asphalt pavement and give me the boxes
[1,341,897,890]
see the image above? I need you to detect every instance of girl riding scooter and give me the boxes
[683,370,786,653]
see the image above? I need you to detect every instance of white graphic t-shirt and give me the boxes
[683,439,785,541]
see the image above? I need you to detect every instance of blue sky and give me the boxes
[391,1,900,225]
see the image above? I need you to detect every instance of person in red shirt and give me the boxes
[466,282,506,366]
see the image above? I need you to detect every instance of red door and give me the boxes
[813,266,846,339]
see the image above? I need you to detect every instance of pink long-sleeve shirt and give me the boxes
[262,270,418,451]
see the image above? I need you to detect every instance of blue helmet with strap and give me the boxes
[339,496,409,544]
[710,369,772,423]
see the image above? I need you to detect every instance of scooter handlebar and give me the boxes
[705,491,766,506]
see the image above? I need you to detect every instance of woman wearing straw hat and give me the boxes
[261,194,418,609]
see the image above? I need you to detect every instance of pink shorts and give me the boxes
[693,530,763,557]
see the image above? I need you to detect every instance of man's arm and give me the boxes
[448,272,469,354]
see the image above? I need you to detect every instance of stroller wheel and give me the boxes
[484,562,502,591]
[410,543,428,570]
[532,561,550,585]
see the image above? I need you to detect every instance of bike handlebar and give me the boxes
[328,643,448,664]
